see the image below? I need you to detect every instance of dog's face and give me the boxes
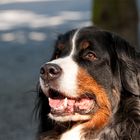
[39,27,140,129]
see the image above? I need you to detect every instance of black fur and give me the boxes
[36,26,140,140]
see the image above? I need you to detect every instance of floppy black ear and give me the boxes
[35,84,54,134]
[112,34,140,96]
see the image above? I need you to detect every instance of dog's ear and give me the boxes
[112,34,140,96]
[35,84,54,133]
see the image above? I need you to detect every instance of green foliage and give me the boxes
[92,0,139,48]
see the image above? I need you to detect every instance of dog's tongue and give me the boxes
[49,98,75,113]
[49,97,94,114]
[49,98,65,109]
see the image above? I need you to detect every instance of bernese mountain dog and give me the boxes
[36,26,140,140]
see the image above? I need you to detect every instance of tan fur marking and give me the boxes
[77,68,111,130]
[57,43,64,50]
[80,40,90,49]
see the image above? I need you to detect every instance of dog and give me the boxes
[36,26,140,140]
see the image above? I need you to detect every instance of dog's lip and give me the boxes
[48,88,65,99]
[48,88,95,99]
[48,88,96,116]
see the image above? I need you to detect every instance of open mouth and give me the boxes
[48,88,96,116]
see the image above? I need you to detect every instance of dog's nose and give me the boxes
[40,64,62,81]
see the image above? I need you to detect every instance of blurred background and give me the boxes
[0,0,139,140]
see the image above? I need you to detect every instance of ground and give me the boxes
[0,0,91,140]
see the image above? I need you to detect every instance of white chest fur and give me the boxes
[60,125,84,140]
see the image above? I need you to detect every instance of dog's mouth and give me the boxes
[48,88,96,116]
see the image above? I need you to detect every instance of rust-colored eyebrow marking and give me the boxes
[57,43,64,50]
[80,40,90,50]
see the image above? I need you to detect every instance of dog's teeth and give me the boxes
[64,97,68,108]
[48,97,51,101]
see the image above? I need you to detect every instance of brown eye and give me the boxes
[83,51,97,61]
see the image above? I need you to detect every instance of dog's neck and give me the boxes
[40,96,139,140]
[60,124,83,140]
[40,114,138,140]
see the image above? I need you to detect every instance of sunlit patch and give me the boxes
[1,33,16,42]
[0,0,65,4]
[0,10,91,31]
[29,32,47,41]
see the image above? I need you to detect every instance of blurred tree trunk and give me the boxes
[92,0,139,49]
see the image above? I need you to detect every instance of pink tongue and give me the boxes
[49,98,75,112]
[66,99,75,113]
[49,97,94,113]
[49,98,65,109]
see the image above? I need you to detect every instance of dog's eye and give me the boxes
[83,51,97,61]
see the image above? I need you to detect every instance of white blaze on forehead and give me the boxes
[47,29,80,97]
[70,29,80,56]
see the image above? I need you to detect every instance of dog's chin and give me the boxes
[49,113,91,122]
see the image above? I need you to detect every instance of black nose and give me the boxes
[40,64,62,81]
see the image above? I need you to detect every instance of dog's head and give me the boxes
[38,26,140,132]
